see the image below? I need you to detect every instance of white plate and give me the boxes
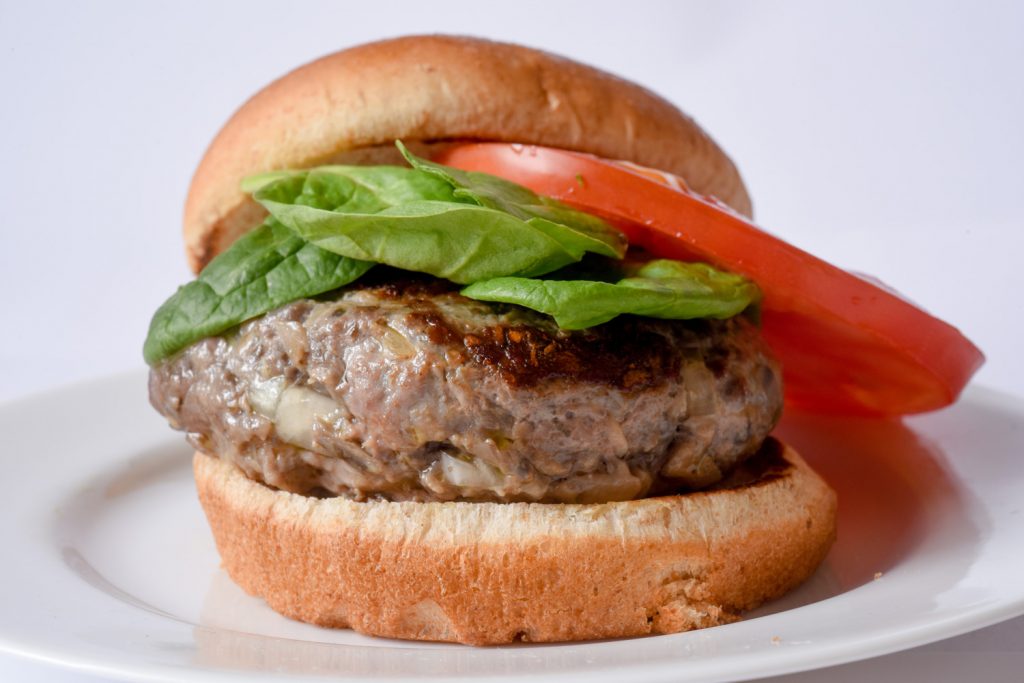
[0,371,1022,683]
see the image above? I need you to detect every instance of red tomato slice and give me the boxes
[435,143,984,416]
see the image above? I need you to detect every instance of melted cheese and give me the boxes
[274,386,342,450]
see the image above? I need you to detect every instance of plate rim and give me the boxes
[1,371,1022,683]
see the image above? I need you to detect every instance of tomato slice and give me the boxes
[435,143,984,416]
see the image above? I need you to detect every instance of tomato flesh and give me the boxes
[435,143,984,416]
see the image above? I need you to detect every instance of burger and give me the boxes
[144,35,982,644]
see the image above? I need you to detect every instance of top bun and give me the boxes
[184,35,752,273]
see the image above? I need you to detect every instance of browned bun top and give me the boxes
[184,35,752,273]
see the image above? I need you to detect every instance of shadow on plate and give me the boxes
[752,410,985,617]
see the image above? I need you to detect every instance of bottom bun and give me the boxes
[194,438,836,645]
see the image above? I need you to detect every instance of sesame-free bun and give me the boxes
[194,439,836,645]
[184,35,752,272]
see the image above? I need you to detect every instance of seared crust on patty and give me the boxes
[150,280,782,503]
[336,275,683,390]
[194,438,836,644]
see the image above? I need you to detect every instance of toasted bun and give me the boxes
[194,440,836,645]
[184,35,752,272]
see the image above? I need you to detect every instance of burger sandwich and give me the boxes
[144,35,983,644]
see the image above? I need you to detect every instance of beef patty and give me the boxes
[149,278,783,503]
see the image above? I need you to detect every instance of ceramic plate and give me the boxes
[1,371,1022,682]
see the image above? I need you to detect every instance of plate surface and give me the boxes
[0,371,1022,683]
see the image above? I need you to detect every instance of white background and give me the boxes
[1,0,1021,681]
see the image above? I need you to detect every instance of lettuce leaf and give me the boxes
[461,260,759,329]
[397,142,625,260]
[143,219,372,364]
[143,146,750,365]
[251,147,625,284]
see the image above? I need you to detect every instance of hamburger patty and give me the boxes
[149,278,783,503]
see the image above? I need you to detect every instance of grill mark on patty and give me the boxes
[364,276,682,390]
[409,309,462,346]
[455,318,679,390]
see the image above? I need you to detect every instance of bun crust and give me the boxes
[194,441,836,645]
[184,35,752,272]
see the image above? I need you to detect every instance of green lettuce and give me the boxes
[142,220,372,364]
[397,142,625,259]
[251,146,626,284]
[143,145,756,366]
[461,260,759,329]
